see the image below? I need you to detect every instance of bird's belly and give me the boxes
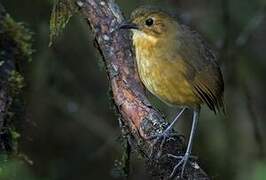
[137,57,201,107]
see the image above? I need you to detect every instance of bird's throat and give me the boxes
[132,30,159,47]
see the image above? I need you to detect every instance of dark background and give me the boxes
[1,0,266,179]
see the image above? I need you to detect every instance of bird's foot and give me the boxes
[168,153,197,179]
[147,128,177,159]
[146,108,186,159]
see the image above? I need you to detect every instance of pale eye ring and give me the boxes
[145,18,154,26]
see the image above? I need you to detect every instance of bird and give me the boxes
[119,6,224,178]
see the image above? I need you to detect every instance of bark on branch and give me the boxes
[76,0,209,179]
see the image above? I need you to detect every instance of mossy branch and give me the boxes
[0,3,32,155]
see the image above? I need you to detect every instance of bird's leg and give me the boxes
[149,108,186,158]
[169,107,200,178]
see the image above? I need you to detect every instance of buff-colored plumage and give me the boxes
[130,7,224,112]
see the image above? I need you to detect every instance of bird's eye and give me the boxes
[145,18,154,26]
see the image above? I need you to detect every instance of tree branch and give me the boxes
[0,3,32,154]
[76,0,209,179]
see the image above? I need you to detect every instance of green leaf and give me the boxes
[49,0,76,47]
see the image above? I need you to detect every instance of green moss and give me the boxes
[49,0,77,46]
[8,128,21,153]
[0,10,31,156]
[0,158,37,180]
[1,14,33,62]
[6,71,25,153]
[8,70,25,96]
[10,129,21,141]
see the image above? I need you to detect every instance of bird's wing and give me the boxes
[177,25,224,112]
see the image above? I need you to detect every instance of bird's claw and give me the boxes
[168,153,196,179]
[167,154,197,160]
[148,130,177,159]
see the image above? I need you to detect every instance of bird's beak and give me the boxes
[119,22,139,30]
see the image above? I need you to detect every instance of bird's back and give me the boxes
[177,25,224,112]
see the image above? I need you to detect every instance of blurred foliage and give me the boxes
[0,159,35,180]
[1,0,266,180]
[252,163,266,180]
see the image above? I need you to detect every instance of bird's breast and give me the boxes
[133,35,201,107]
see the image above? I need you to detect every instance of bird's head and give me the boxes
[120,6,179,43]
